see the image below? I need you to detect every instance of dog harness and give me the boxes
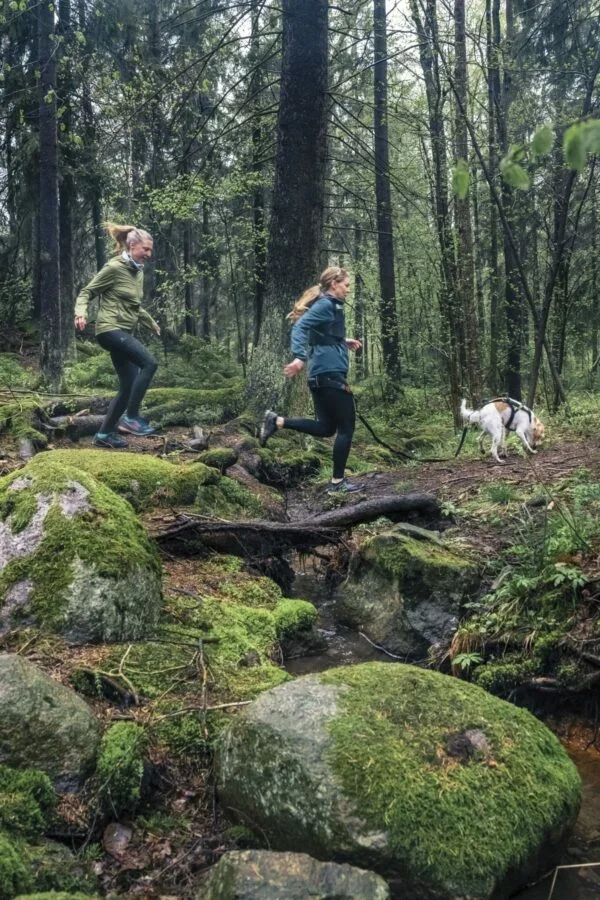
[489,396,533,431]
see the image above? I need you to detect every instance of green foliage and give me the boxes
[95,723,147,816]
[452,159,470,199]
[0,832,32,900]
[0,355,35,389]
[563,119,600,169]
[452,652,483,672]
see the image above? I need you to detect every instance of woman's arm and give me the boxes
[138,307,161,335]
[290,298,335,362]
[73,263,116,321]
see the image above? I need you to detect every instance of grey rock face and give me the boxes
[335,531,480,658]
[198,850,391,899]
[0,653,100,791]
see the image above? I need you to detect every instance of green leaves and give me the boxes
[501,162,530,190]
[564,119,600,170]
[531,125,554,157]
[452,159,470,199]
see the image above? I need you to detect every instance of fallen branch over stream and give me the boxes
[155,492,442,557]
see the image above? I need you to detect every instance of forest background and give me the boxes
[1,0,600,420]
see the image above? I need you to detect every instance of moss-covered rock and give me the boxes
[217,662,581,900]
[194,476,263,519]
[336,530,480,659]
[95,723,147,816]
[196,448,239,474]
[41,450,216,511]
[255,447,321,489]
[143,384,243,427]
[0,654,100,791]
[25,841,99,896]
[0,832,32,900]
[0,764,55,837]
[0,455,162,643]
[200,850,391,899]
[0,399,47,450]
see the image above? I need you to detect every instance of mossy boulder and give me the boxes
[0,455,162,643]
[200,850,390,899]
[194,475,264,519]
[144,384,243,427]
[0,654,100,791]
[0,763,55,837]
[43,450,216,511]
[336,531,480,658]
[217,662,581,900]
[255,447,321,488]
[196,448,239,473]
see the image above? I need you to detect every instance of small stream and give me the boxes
[286,559,600,900]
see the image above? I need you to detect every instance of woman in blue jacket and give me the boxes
[260,266,362,493]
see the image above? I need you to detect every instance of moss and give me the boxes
[0,456,161,635]
[0,765,55,838]
[25,842,99,896]
[15,895,99,900]
[220,576,282,609]
[196,448,238,473]
[0,832,32,900]
[95,723,146,816]
[195,476,263,519]
[320,662,581,898]
[256,448,321,488]
[365,531,472,579]
[273,599,318,638]
[42,449,214,511]
[472,656,541,697]
[143,384,243,427]
[0,399,48,449]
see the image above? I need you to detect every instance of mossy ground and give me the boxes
[0,455,161,632]
[321,662,581,896]
[0,398,47,449]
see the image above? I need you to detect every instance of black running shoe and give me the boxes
[259,410,278,446]
[94,432,128,449]
[327,479,361,494]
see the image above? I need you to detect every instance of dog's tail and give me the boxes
[460,398,480,424]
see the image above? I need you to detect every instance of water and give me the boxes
[286,558,600,900]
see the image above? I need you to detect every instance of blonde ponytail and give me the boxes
[286,266,349,323]
[103,221,152,254]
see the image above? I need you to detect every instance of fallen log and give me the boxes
[44,414,105,440]
[155,492,442,558]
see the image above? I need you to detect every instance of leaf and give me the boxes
[501,163,530,191]
[452,159,470,200]
[531,125,553,157]
[564,123,586,170]
[583,120,600,155]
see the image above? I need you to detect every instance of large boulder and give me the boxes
[0,455,162,643]
[335,530,479,658]
[217,663,581,900]
[0,654,100,791]
[199,850,390,899]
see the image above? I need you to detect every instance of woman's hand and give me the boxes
[283,358,305,378]
[74,316,87,331]
[345,338,362,352]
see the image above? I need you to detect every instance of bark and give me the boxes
[183,222,196,336]
[38,0,63,390]
[409,0,461,422]
[247,0,329,413]
[373,0,402,384]
[250,3,267,348]
[58,0,75,360]
[486,0,501,391]
[453,0,481,401]
[353,224,368,380]
[78,0,105,271]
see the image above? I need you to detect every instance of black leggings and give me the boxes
[283,384,355,479]
[96,330,158,433]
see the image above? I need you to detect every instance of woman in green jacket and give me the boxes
[74,222,160,449]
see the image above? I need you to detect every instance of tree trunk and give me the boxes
[373,0,402,385]
[38,0,63,389]
[487,0,501,392]
[58,0,75,360]
[354,223,367,381]
[409,0,461,422]
[453,0,481,401]
[247,0,329,413]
